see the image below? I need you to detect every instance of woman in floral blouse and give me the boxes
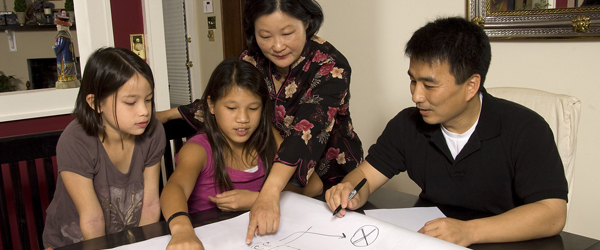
[158,0,363,239]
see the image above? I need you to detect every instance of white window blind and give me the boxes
[162,0,192,107]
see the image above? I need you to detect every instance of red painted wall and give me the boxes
[110,0,144,49]
[0,115,74,138]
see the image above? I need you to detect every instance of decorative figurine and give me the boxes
[53,11,80,89]
[25,4,39,25]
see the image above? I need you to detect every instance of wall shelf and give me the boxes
[0,24,75,31]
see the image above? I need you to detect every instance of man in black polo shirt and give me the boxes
[325,17,568,247]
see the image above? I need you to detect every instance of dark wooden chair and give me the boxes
[0,119,196,249]
[0,130,62,250]
[159,119,197,195]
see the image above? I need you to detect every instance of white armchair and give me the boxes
[487,87,581,209]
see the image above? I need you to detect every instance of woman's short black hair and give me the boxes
[73,47,156,137]
[244,0,324,54]
[405,17,491,89]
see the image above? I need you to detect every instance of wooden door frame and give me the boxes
[221,0,246,60]
[79,0,172,112]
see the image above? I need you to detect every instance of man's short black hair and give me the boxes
[405,17,491,89]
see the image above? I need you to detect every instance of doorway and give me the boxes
[221,0,246,59]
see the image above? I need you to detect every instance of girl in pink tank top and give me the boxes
[160,59,280,249]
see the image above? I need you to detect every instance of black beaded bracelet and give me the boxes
[166,211,192,234]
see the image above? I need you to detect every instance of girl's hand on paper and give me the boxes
[209,189,259,212]
[167,226,205,250]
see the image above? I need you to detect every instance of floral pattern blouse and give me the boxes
[179,36,363,188]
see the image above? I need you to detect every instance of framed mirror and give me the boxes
[467,0,600,38]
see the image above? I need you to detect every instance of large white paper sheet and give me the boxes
[364,207,446,232]
[108,192,467,250]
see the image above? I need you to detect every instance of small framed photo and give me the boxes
[5,14,18,26]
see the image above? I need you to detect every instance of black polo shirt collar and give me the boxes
[416,87,502,166]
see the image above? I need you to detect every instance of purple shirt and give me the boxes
[185,133,265,213]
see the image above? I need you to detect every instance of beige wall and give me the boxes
[0,29,78,90]
[317,0,600,240]
[192,0,224,99]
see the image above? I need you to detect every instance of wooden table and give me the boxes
[57,188,599,250]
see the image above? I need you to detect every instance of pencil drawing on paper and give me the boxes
[250,225,379,249]
[350,225,379,247]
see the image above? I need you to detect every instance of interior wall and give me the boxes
[110,0,144,49]
[317,0,600,240]
[193,0,225,98]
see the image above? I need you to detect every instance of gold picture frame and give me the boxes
[467,0,600,38]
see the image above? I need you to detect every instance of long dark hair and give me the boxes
[200,59,276,192]
[73,47,156,137]
[244,0,324,55]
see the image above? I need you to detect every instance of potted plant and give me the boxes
[64,0,74,23]
[0,73,17,93]
[13,0,27,26]
[43,1,54,15]
[31,0,54,24]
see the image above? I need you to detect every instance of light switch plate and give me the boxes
[203,0,213,13]
[208,30,215,42]
[208,16,216,29]
[130,34,145,60]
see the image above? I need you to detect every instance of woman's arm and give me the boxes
[245,162,297,244]
[273,53,355,189]
[272,126,283,147]
[139,162,161,226]
[160,142,208,249]
[61,171,105,240]
[156,107,183,124]
[272,125,323,197]
[283,172,323,197]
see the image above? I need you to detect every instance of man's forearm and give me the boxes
[467,198,567,244]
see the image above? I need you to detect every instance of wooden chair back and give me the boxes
[0,130,62,250]
[159,119,197,195]
[0,119,197,248]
